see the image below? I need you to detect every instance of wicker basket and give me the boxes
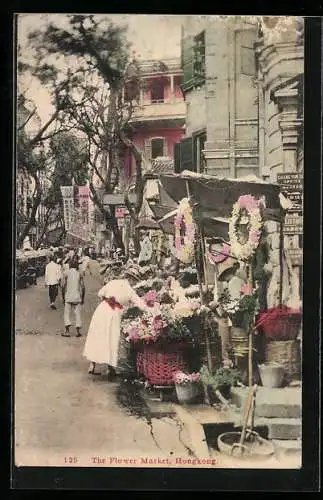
[136,343,189,386]
[256,308,302,341]
[265,340,301,380]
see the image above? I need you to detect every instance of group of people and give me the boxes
[45,246,92,338]
[43,234,172,382]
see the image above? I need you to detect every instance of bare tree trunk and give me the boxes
[34,207,53,249]
[17,174,42,248]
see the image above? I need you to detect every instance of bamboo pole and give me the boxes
[279,220,284,307]
[185,180,213,374]
[248,263,253,388]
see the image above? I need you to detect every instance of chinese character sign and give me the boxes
[78,186,90,225]
[60,186,74,231]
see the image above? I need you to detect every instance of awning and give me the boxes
[148,171,283,237]
[158,171,282,220]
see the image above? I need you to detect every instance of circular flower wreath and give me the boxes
[174,198,196,264]
[229,194,264,261]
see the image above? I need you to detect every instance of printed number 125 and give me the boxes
[64,457,78,464]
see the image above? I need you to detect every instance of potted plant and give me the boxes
[173,371,202,404]
[200,361,241,402]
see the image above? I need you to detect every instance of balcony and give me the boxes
[130,99,186,124]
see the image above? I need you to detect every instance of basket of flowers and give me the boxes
[255,306,302,341]
[123,297,202,386]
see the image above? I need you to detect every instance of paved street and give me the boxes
[14,264,190,467]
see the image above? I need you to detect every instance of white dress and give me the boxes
[83,279,150,367]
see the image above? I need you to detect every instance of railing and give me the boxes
[131,100,186,121]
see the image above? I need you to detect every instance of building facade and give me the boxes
[175,16,304,309]
[125,58,186,179]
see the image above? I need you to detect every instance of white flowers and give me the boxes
[229,195,264,261]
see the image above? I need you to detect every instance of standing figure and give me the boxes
[61,259,85,337]
[138,231,153,266]
[45,254,62,309]
[83,273,158,380]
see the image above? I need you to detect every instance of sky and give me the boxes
[17,14,187,124]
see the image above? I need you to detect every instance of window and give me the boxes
[193,131,206,173]
[151,78,164,103]
[181,30,206,92]
[151,138,165,159]
[193,31,206,83]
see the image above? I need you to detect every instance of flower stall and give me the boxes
[118,268,209,400]
[146,170,299,397]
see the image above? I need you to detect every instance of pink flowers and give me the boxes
[173,371,201,385]
[237,194,259,211]
[152,315,168,334]
[143,290,159,307]
[240,283,253,296]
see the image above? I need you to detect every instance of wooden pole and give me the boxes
[248,263,253,388]
[185,180,213,374]
[279,220,284,307]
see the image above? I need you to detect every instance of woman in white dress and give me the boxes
[83,273,157,379]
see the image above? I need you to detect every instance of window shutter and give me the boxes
[193,31,206,84]
[144,138,152,162]
[239,30,256,76]
[174,143,181,173]
[163,138,167,157]
[180,137,194,172]
[181,35,195,91]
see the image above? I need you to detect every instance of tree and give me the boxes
[17,40,92,248]
[34,132,89,248]
[26,15,146,254]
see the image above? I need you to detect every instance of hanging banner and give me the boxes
[78,185,90,225]
[60,186,74,231]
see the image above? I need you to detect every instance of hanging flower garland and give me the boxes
[173,198,196,264]
[207,243,231,265]
[229,194,264,261]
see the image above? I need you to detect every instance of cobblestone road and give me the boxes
[14,264,190,467]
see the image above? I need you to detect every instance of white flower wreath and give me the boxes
[228,195,264,261]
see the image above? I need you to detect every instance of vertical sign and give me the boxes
[78,185,90,225]
[60,186,74,231]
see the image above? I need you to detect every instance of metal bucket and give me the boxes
[258,362,285,388]
[175,382,201,404]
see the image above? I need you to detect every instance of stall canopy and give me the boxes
[148,170,283,238]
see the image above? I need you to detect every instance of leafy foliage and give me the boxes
[200,365,241,391]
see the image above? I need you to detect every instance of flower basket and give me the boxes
[136,343,190,386]
[265,340,301,381]
[256,307,302,341]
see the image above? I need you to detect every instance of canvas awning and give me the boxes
[159,171,282,218]
[147,171,283,238]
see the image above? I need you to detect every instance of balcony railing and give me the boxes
[131,99,186,122]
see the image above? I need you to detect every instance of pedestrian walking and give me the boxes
[83,270,159,380]
[45,254,62,309]
[61,258,85,338]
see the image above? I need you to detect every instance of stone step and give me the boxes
[231,386,301,418]
[233,417,302,440]
[272,439,302,462]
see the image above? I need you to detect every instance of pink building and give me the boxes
[123,58,186,181]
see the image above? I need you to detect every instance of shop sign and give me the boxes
[277,172,303,211]
[283,215,303,235]
[286,248,303,266]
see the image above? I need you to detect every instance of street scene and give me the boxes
[15,14,304,470]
